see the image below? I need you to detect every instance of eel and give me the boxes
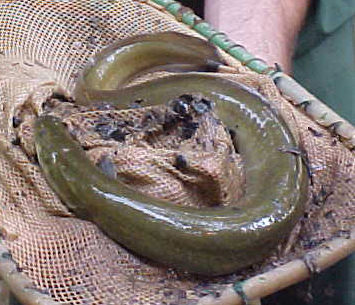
[34,32,308,276]
[74,31,223,104]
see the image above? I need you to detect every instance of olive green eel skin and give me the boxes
[34,32,308,276]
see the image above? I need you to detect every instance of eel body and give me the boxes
[34,32,308,276]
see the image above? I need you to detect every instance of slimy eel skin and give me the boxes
[34,32,308,276]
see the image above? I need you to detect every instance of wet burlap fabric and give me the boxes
[0,1,355,305]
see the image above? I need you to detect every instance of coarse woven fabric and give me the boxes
[0,1,354,305]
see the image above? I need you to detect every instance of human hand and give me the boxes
[204,0,311,74]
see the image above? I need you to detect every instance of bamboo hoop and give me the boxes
[271,72,355,150]
[197,230,355,305]
[0,242,59,305]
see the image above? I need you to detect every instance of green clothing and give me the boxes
[297,0,355,53]
[294,0,355,124]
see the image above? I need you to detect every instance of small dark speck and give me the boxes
[200,98,213,109]
[337,230,351,239]
[141,111,156,127]
[308,127,323,137]
[163,290,173,297]
[144,130,153,138]
[172,99,189,116]
[110,129,127,142]
[345,177,352,183]
[11,137,21,146]
[174,154,187,170]
[331,139,337,146]
[51,92,73,103]
[115,120,126,127]
[177,290,187,299]
[324,211,333,219]
[94,123,112,139]
[30,154,39,165]
[41,101,50,110]
[214,118,222,125]
[88,36,96,45]
[89,16,101,25]
[12,116,22,128]
[228,128,236,140]
[272,199,282,209]
[181,121,199,139]
[93,103,116,111]
[163,112,178,131]
[275,63,283,72]
[129,99,144,109]
[313,222,321,231]
[178,94,194,103]
[124,120,134,127]
[327,121,343,134]
[198,291,210,297]
[180,113,193,123]
[228,128,239,153]
[1,252,13,260]
[303,239,323,249]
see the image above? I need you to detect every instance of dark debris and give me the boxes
[174,154,187,171]
[307,127,323,137]
[172,98,190,116]
[129,99,144,109]
[11,137,21,146]
[94,123,114,140]
[181,121,199,140]
[12,116,22,128]
[110,128,127,142]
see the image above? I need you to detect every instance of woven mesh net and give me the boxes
[0,1,354,304]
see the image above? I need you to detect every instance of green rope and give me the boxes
[233,281,249,305]
[149,0,275,75]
